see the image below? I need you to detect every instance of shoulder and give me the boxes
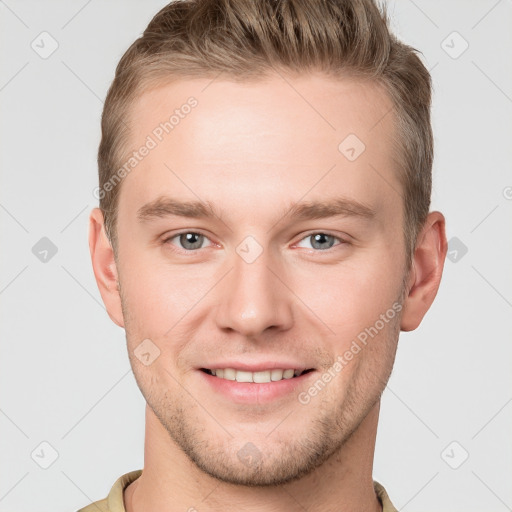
[75,469,143,512]
[373,480,399,512]
[77,497,109,512]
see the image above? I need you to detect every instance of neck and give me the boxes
[125,401,382,512]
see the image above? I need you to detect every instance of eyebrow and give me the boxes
[137,196,376,224]
[286,198,375,222]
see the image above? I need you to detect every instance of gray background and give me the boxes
[1,0,511,511]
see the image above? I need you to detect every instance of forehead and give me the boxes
[119,72,400,223]
[129,72,395,155]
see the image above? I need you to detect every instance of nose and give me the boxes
[214,245,294,338]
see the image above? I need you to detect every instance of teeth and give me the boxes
[223,368,236,380]
[236,370,253,383]
[254,370,271,383]
[283,369,295,379]
[208,368,303,383]
[271,369,284,381]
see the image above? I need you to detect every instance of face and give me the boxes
[113,72,408,485]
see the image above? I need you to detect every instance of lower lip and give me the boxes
[198,370,316,404]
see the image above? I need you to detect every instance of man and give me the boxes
[81,0,447,510]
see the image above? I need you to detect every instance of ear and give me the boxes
[400,211,447,332]
[88,208,124,328]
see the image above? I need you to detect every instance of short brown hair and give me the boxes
[98,0,432,266]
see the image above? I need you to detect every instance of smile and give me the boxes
[201,368,314,383]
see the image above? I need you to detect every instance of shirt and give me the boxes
[77,469,398,512]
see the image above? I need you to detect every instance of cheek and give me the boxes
[117,248,217,338]
[288,250,404,336]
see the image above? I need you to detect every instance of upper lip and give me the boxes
[199,361,314,372]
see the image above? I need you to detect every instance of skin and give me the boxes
[89,71,447,512]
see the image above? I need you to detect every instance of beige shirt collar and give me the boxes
[78,469,398,512]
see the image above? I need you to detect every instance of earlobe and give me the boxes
[88,208,125,328]
[400,211,448,332]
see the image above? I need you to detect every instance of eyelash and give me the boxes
[162,231,347,254]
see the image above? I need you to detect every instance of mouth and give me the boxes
[200,367,315,383]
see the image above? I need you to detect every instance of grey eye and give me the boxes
[167,232,212,251]
[297,233,341,251]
